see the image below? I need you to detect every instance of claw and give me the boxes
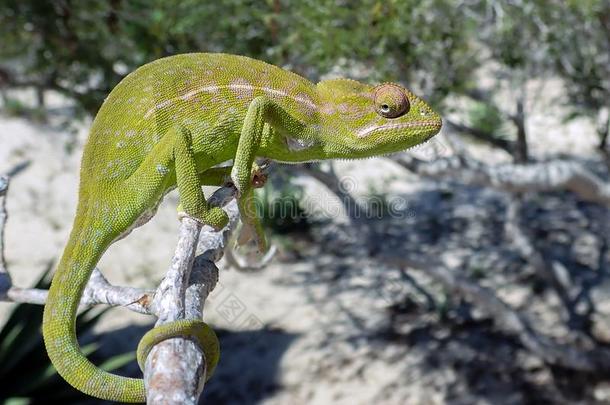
[251,161,270,188]
[251,171,268,188]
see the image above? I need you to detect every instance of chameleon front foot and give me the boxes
[177,204,229,231]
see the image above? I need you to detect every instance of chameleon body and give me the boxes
[42,52,442,402]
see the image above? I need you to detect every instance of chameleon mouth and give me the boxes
[356,120,442,138]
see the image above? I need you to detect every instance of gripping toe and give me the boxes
[137,319,220,380]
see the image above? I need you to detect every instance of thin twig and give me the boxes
[0,176,11,297]
[1,266,155,313]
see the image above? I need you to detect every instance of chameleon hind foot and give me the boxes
[231,185,267,253]
[137,319,220,381]
[236,222,265,249]
[234,163,269,252]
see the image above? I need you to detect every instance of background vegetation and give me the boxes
[1,0,607,154]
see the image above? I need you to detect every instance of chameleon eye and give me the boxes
[374,83,409,118]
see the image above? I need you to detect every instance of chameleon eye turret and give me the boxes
[374,83,410,118]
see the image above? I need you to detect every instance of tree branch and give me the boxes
[144,217,207,403]
[394,154,610,207]
[144,188,240,403]
[444,119,514,154]
[505,197,591,334]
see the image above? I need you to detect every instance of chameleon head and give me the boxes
[315,79,442,158]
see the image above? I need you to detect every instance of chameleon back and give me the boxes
[81,53,317,190]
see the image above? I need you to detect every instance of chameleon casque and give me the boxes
[42,52,442,402]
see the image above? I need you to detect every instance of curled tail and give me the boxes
[42,209,220,403]
[42,213,146,402]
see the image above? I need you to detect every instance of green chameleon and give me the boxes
[42,52,442,402]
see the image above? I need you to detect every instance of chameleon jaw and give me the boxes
[356,120,442,138]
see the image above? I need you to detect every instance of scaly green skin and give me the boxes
[42,52,442,402]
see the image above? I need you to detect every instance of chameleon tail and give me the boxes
[42,212,146,403]
[42,207,220,402]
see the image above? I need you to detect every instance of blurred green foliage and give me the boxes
[0,0,476,112]
[255,177,312,235]
[0,0,607,146]
[467,101,507,141]
[471,0,608,134]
